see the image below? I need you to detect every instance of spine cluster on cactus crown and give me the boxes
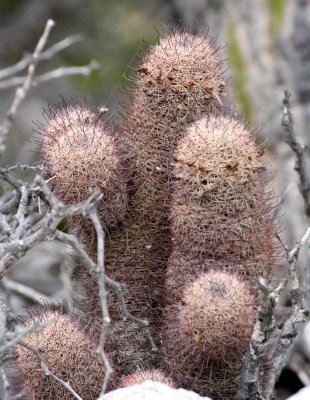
[15,28,283,400]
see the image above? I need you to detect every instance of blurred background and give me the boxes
[1,1,310,399]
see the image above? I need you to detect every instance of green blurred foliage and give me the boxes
[268,0,285,37]
[58,0,161,106]
[0,0,24,16]
[227,23,253,126]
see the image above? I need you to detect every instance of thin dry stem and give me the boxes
[0,19,55,156]
[282,90,310,216]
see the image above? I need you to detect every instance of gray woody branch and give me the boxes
[0,19,99,156]
[237,227,310,400]
[0,18,101,399]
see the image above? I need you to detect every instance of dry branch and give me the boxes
[0,17,105,400]
[0,19,55,156]
[282,90,310,217]
[0,34,83,81]
[237,278,276,400]
[0,19,99,156]
[237,225,310,400]
[0,60,100,90]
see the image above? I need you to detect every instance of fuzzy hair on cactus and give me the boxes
[15,310,109,399]
[37,99,128,245]
[120,369,175,388]
[166,114,282,303]
[76,30,227,373]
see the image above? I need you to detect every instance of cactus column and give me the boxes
[163,115,283,399]
[97,31,227,372]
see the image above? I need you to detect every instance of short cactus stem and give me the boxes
[178,271,255,361]
[37,99,128,244]
[163,271,255,399]
[162,114,284,398]
[15,310,110,399]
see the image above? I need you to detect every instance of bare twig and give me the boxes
[0,282,8,399]
[0,174,103,277]
[237,278,276,400]
[0,60,100,90]
[0,191,21,215]
[4,164,45,174]
[0,366,10,400]
[0,213,12,236]
[19,341,83,400]
[88,209,112,398]
[288,226,310,305]
[0,34,83,81]
[282,90,310,216]
[238,225,310,400]
[0,19,55,156]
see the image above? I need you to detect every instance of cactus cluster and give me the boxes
[13,29,283,400]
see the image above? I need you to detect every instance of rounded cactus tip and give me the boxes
[121,369,175,388]
[177,270,256,361]
[175,114,264,176]
[15,310,110,399]
[36,99,128,232]
[136,31,226,114]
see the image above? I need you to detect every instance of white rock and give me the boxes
[103,381,212,400]
[288,386,310,399]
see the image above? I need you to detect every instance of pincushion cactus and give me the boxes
[174,271,255,361]
[163,271,255,399]
[15,310,109,399]
[37,100,128,245]
[161,115,283,399]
